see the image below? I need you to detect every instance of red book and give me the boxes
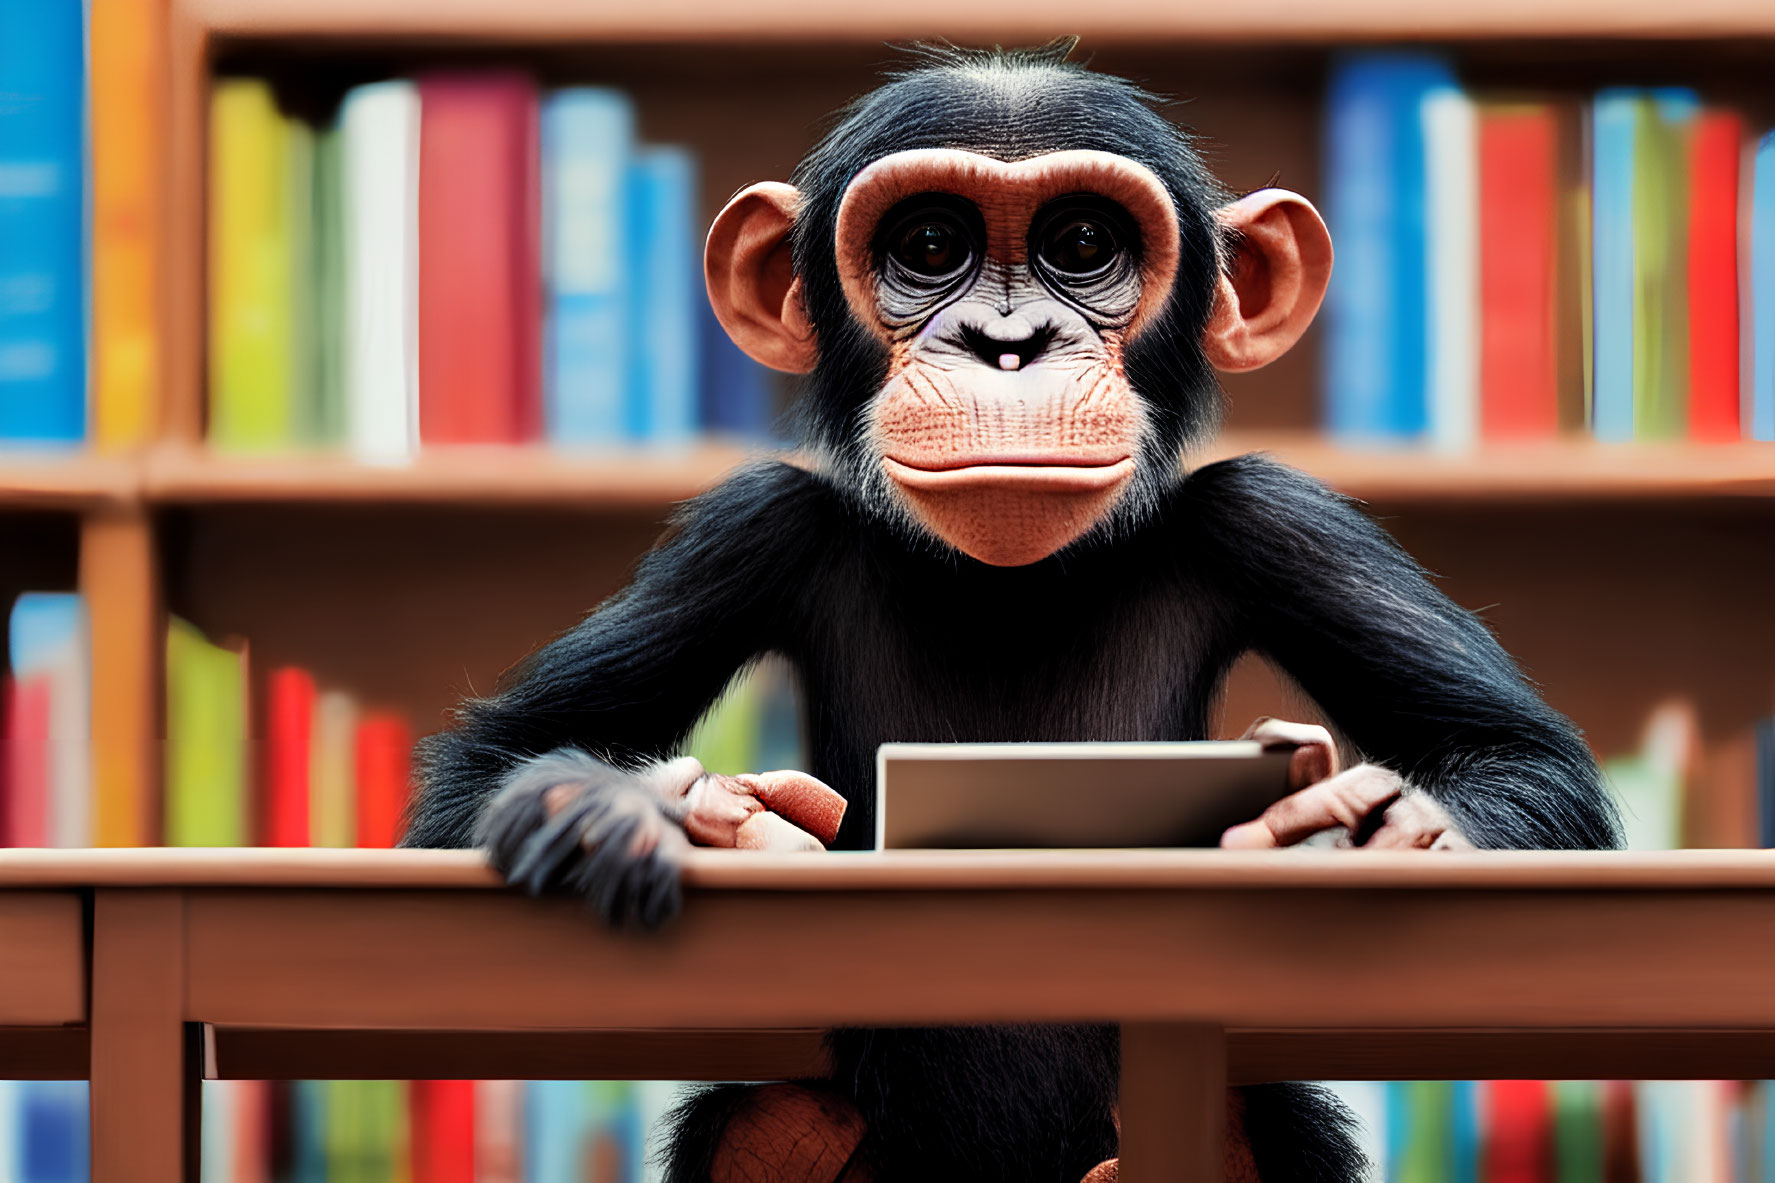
[417,74,541,445]
[263,667,315,847]
[1480,106,1560,439]
[1688,109,1744,441]
[410,1080,476,1183]
[354,712,413,849]
[1483,1080,1553,1183]
[3,673,51,847]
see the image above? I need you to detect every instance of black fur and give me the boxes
[407,43,1619,1183]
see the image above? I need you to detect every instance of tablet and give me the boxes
[874,740,1296,850]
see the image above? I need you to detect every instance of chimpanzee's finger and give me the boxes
[742,770,848,846]
[1239,717,1340,789]
[1220,763,1404,849]
[1361,794,1475,851]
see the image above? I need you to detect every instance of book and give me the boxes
[625,146,701,440]
[17,1082,88,1183]
[89,0,164,448]
[264,666,316,847]
[1482,1080,1552,1182]
[8,593,89,847]
[3,674,49,848]
[1554,100,1592,433]
[525,1081,593,1183]
[1752,132,1775,441]
[417,73,542,445]
[0,0,86,446]
[475,1081,524,1183]
[1687,110,1745,440]
[1631,91,1697,441]
[1550,1080,1603,1183]
[209,79,302,450]
[311,689,357,848]
[307,121,348,448]
[165,618,247,846]
[411,1080,475,1183]
[699,297,776,438]
[354,712,412,848]
[1479,105,1560,439]
[1388,1080,1462,1182]
[543,88,636,444]
[341,80,421,463]
[1322,55,1455,442]
[1591,91,1641,442]
[1424,87,1480,452]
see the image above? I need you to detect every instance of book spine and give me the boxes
[310,689,357,848]
[208,79,296,451]
[341,80,421,464]
[411,1080,475,1183]
[417,74,538,445]
[18,1081,89,1183]
[1322,56,1452,442]
[1631,91,1697,441]
[307,121,348,448]
[1753,132,1775,441]
[698,296,774,437]
[3,676,51,848]
[543,88,635,444]
[1423,87,1480,451]
[0,0,86,446]
[1591,91,1640,441]
[625,146,701,441]
[264,667,315,847]
[89,0,163,448]
[1479,105,1560,440]
[1687,110,1744,440]
[164,619,246,846]
[354,712,411,849]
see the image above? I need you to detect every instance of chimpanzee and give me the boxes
[405,40,1620,1183]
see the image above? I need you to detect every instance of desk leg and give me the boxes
[92,890,194,1183]
[1120,1022,1225,1183]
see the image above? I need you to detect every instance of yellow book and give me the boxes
[89,0,164,448]
[209,79,303,450]
[311,689,357,847]
[164,618,246,846]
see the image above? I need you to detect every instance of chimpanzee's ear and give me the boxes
[1201,189,1333,374]
[705,182,818,374]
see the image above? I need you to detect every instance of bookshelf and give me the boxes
[4,4,1774,841]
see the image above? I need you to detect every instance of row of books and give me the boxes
[1323,55,1775,446]
[207,74,773,461]
[1600,700,1775,852]
[0,1,161,449]
[1333,1078,1775,1182]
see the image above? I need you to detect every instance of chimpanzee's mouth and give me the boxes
[882,457,1135,491]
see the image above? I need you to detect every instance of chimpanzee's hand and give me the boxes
[1219,718,1473,851]
[477,749,846,928]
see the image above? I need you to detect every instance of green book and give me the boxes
[685,666,766,776]
[209,80,306,451]
[306,121,348,447]
[1631,92,1695,440]
[1389,1081,1459,1183]
[324,1079,403,1183]
[1553,1081,1604,1183]
[164,618,245,846]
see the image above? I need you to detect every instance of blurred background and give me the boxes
[4,0,1775,1179]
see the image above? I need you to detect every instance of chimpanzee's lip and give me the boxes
[882,456,1135,491]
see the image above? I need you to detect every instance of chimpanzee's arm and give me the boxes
[1183,454,1620,851]
[404,461,836,875]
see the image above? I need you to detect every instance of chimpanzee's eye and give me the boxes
[1039,217,1119,277]
[891,216,971,279]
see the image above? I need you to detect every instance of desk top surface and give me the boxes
[3,846,1775,891]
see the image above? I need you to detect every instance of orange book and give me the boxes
[88,0,164,448]
[263,667,315,847]
[417,75,541,444]
[354,712,413,849]
[1480,106,1560,439]
[1687,110,1744,441]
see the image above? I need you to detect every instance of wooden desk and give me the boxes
[8,848,1775,1182]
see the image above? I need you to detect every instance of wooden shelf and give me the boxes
[184,0,1775,41]
[4,439,1772,513]
[141,442,758,508]
[0,452,139,512]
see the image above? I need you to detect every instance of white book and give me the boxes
[43,624,90,847]
[341,80,420,465]
[1422,87,1480,452]
[475,1080,524,1183]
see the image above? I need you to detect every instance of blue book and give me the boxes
[697,296,774,438]
[625,146,700,441]
[1591,90,1641,442]
[543,88,636,445]
[525,1081,593,1183]
[0,0,87,446]
[1321,54,1453,443]
[9,592,82,674]
[1752,131,1775,441]
[18,1082,87,1183]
